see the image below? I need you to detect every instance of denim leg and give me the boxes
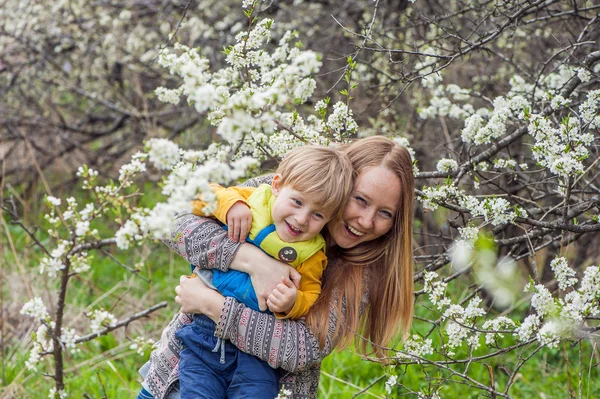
[228,350,280,399]
[135,387,154,399]
[175,315,237,399]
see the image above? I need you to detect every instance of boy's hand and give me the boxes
[266,277,298,314]
[226,201,252,242]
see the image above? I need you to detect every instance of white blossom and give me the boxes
[20,298,49,320]
[115,219,143,250]
[48,388,68,399]
[482,316,516,345]
[69,253,91,274]
[61,327,81,354]
[536,320,564,348]
[326,102,358,137]
[446,320,468,348]
[46,196,61,206]
[129,336,156,356]
[493,158,517,169]
[436,158,458,173]
[26,324,53,371]
[385,375,398,395]
[529,284,556,317]
[550,95,569,110]
[88,309,117,333]
[515,314,540,342]
[75,220,90,236]
[464,297,486,319]
[550,257,577,291]
[399,335,434,360]
[275,387,293,399]
[39,256,66,278]
[51,240,70,259]
[578,265,600,316]
[146,138,180,170]
[119,159,147,183]
[154,87,181,104]
[457,226,478,247]
[577,67,591,83]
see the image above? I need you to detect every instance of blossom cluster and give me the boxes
[398,335,434,360]
[528,114,592,177]
[26,324,53,371]
[424,255,600,354]
[129,336,157,356]
[421,183,523,227]
[88,309,118,334]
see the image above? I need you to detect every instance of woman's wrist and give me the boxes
[203,290,225,322]
[230,243,265,274]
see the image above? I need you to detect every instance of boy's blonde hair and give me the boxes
[276,145,354,221]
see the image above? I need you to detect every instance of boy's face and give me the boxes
[271,175,331,243]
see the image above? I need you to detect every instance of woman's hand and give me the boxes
[250,259,301,311]
[232,243,301,311]
[175,275,224,322]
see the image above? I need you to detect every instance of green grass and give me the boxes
[2,183,599,398]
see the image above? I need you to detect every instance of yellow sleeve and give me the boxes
[275,250,327,320]
[191,184,255,224]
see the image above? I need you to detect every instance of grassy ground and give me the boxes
[1,184,599,398]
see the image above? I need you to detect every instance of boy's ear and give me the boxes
[271,174,283,196]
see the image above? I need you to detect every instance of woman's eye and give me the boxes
[380,210,393,219]
[355,196,367,205]
[292,199,302,206]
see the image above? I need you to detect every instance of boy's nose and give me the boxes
[296,212,309,225]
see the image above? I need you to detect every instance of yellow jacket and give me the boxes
[192,184,327,319]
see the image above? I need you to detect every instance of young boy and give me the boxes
[175,145,354,398]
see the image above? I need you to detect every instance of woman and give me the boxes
[140,136,415,399]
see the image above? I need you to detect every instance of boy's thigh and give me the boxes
[227,351,279,399]
[176,319,233,399]
[178,345,228,399]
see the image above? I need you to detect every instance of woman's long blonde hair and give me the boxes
[306,136,415,358]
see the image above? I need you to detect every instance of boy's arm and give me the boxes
[275,251,327,319]
[191,183,253,223]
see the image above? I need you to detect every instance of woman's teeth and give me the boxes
[346,224,364,236]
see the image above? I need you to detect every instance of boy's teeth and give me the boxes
[347,224,364,236]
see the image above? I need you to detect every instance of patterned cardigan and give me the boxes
[142,180,370,399]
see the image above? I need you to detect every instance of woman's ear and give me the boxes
[271,174,282,196]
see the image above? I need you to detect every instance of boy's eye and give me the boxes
[292,198,302,206]
[313,212,324,220]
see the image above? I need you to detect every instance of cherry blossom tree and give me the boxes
[3,0,600,397]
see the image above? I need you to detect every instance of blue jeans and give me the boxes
[175,314,279,399]
[136,388,154,399]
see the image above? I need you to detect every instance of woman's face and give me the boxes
[327,166,401,249]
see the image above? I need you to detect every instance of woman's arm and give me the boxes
[163,213,243,271]
[165,213,300,309]
[176,273,351,372]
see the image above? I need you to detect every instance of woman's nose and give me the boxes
[357,211,375,230]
